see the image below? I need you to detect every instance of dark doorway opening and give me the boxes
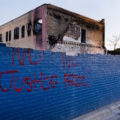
[81,29,86,43]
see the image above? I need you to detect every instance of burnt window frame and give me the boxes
[9,31,11,41]
[81,29,86,43]
[6,32,8,42]
[14,27,19,40]
[21,25,25,38]
[0,34,2,42]
[33,19,42,35]
[27,22,32,37]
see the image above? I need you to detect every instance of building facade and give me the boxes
[0,4,105,55]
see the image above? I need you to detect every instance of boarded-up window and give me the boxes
[21,25,25,38]
[9,31,11,41]
[0,34,2,42]
[6,32,8,41]
[81,29,86,43]
[27,23,32,36]
[14,27,19,40]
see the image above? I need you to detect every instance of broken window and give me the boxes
[6,32,8,41]
[34,19,42,35]
[65,18,68,22]
[0,34,2,42]
[48,35,58,46]
[64,23,80,40]
[53,13,61,20]
[27,23,32,36]
[21,25,25,38]
[81,29,86,43]
[14,27,19,40]
[9,31,11,41]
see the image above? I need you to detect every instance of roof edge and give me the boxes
[47,4,104,26]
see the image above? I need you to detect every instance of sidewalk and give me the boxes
[73,101,120,120]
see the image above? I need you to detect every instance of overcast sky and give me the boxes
[0,0,120,49]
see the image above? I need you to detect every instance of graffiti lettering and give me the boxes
[0,70,18,92]
[63,53,78,69]
[17,48,25,66]
[12,48,42,66]
[27,49,42,65]
[64,73,89,88]
[1,49,90,93]
[0,70,58,92]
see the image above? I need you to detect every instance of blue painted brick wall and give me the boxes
[0,47,120,120]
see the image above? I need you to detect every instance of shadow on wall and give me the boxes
[107,48,120,55]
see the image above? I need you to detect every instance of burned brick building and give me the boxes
[0,4,105,55]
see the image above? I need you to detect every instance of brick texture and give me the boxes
[0,47,119,120]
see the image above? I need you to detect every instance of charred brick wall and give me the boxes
[0,4,105,54]
[47,7,105,54]
[0,5,47,50]
[0,46,120,120]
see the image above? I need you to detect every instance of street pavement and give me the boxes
[73,101,120,120]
